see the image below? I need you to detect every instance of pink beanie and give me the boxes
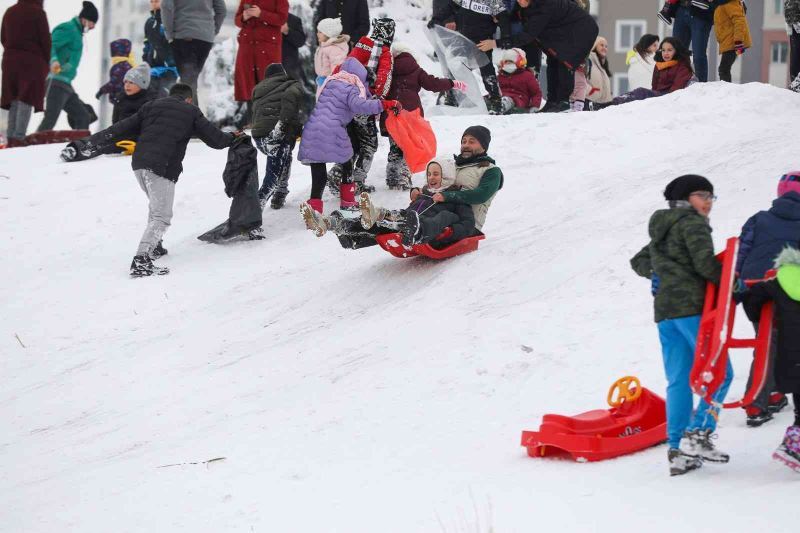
[778,171,800,197]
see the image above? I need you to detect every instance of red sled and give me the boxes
[24,129,90,146]
[374,229,485,260]
[690,237,774,409]
[521,377,667,462]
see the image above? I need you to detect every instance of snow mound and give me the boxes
[2,82,800,532]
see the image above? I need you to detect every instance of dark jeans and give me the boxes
[790,30,800,82]
[171,39,213,107]
[37,80,91,131]
[546,55,575,103]
[310,160,352,199]
[718,50,737,83]
[419,210,474,245]
[254,137,295,198]
[673,7,712,82]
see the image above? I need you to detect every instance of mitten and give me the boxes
[381,99,402,115]
[452,80,468,93]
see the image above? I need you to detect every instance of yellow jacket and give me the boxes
[714,0,752,54]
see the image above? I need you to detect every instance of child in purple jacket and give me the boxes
[298,57,400,232]
[95,39,135,105]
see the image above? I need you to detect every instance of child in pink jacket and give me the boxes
[314,17,350,96]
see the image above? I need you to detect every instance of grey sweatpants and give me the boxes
[134,169,175,256]
[7,100,33,140]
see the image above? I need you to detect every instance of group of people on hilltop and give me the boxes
[631,171,800,476]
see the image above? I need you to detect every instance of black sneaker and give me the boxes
[668,448,702,476]
[130,254,169,277]
[746,409,774,428]
[768,395,789,414]
[151,241,168,259]
[270,191,287,210]
[401,209,421,246]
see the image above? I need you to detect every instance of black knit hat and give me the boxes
[265,63,286,77]
[370,18,395,44]
[462,126,491,151]
[79,1,99,23]
[664,174,714,201]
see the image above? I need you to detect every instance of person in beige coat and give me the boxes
[587,36,612,104]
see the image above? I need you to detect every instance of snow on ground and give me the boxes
[1,83,799,532]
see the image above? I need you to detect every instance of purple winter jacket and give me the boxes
[96,39,133,105]
[298,57,384,165]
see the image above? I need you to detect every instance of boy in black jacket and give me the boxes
[80,83,239,276]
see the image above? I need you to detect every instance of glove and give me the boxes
[426,19,435,29]
[733,277,747,294]
[452,80,468,93]
[266,121,285,145]
[381,99,402,116]
[95,89,103,99]
[735,41,745,56]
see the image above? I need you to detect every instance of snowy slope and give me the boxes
[2,83,800,533]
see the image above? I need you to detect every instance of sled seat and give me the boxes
[374,229,485,260]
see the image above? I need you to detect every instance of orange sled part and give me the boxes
[521,385,667,462]
[690,237,774,409]
[374,229,484,259]
[384,109,437,174]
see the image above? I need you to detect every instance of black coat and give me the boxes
[250,71,304,139]
[223,135,258,197]
[497,0,598,68]
[744,279,800,392]
[86,95,234,182]
[143,9,175,68]
[281,13,306,81]
[112,89,157,124]
[434,0,502,43]
[313,0,370,45]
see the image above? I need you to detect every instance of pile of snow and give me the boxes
[2,82,800,532]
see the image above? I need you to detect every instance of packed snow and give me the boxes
[2,82,799,532]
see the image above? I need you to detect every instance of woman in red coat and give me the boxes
[234,0,289,103]
[1,0,50,145]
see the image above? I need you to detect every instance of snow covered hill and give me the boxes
[2,83,800,532]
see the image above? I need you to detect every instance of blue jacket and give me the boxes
[737,191,800,280]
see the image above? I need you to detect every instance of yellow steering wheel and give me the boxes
[116,140,136,156]
[607,376,642,407]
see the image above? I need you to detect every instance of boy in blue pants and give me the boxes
[631,174,733,476]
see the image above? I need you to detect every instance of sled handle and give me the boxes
[607,376,642,407]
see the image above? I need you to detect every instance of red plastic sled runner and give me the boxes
[24,130,90,146]
[374,229,484,260]
[690,237,774,409]
[521,377,667,462]
[384,109,437,174]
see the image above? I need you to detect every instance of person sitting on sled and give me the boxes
[630,174,733,476]
[743,244,800,473]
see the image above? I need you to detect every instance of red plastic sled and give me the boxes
[690,237,774,409]
[24,129,90,146]
[384,109,437,174]
[374,229,485,259]
[521,377,667,462]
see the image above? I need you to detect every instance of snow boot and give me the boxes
[340,182,358,212]
[684,429,730,463]
[355,181,375,195]
[791,73,800,93]
[401,209,421,246]
[248,227,265,240]
[270,191,287,210]
[540,100,571,113]
[773,426,800,473]
[657,1,678,26]
[746,407,774,428]
[151,241,168,259]
[130,254,169,277]
[668,447,702,476]
[359,192,386,229]
[300,200,328,237]
[768,393,789,414]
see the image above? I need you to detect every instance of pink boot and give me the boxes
[307,198,323,213]
[773,425,800,473]
[340,183,357,210]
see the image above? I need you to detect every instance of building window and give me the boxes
[775,0,784,15]
[772,42,789,64]
[615,20,646,53]
[614,74,629,97]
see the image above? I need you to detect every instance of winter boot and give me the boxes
[151,241,168,259]
[773,426,800,473]
[657,1,678,26]
[270,191,287,210]
[401,209,422,246]
[355,181,375,195]
[745,406,774,428]
[340,182,358,212]
[359,192,386,229]
[541,100,571,113]
[130,254,169,277]
[668,447,702,477]
[791,73,800,93]
[376,209,405,230]
[248,227,265,240]
[684,429,730,463]
[300,199,328,237]
[768,393,789,414]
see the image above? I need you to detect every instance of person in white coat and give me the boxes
[627,34,659,91]
[587,36,612,104]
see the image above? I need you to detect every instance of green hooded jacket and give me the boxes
[630,206,722,322]
[49,18,84,85]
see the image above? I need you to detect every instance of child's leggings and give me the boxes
[310,161,352,200]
